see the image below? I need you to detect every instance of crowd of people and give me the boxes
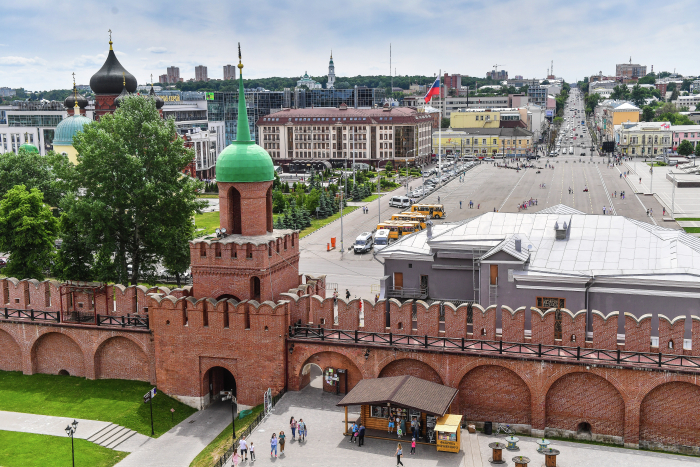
[230,417,308,465]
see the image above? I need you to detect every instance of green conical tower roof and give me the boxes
[215,46,274,183]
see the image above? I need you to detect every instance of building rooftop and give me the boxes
[378,205,700,283]
[257,106,433,125]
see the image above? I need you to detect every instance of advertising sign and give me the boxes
[545,110,554,117]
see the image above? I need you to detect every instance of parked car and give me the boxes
[353,232,374,254]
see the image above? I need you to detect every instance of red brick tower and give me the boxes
[189,49,300,301]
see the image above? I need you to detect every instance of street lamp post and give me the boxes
[65,419,79,467]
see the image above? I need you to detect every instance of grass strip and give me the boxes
[0,430,128,467]
[190,404,264,467]
[683,227,700,233]
[300,206,359,238]
[0,371,196,437]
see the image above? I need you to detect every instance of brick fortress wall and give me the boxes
[2,276,700,453]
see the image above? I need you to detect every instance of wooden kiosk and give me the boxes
[336,375,460,451]
[435,414,462,452]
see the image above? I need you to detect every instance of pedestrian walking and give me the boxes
[437,196,440,203]
[459,201,462,209]
[299,419,307,442]
[270,433,278,458]
[400,417,407,439]
[411,437,416,455]
[640,177,642,184]
[239,436,248,461]
[663,207,666,216]
[396,443,405,466]
[358,423,366,447]
[232,452,240,467]
[478,203,480,209]
[279,431,286,454]
[290,417,297,440]
[250,442,255,461]
[345,289,350,300]
[603,206,606,215]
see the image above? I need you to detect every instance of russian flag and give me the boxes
[424,77,440,103]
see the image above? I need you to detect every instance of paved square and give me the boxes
[225,375,700,467]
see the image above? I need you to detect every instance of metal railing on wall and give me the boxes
[0,308,148,329]
[288,324,700,373]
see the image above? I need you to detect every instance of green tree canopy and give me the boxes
[0,148,73,208]
[677,140,694,156]
[637,73,656,85]
[0,185,59,281]
[610,85,631,100]
[69,95,205,285]
[630,84,646,107]
[642,106,656,122]
[441,117,450,129]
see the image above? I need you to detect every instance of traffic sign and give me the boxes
[144,387,157,404]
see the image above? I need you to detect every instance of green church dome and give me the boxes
[19,143,39,153]
[215,60,274,183]
[53,114,92,146]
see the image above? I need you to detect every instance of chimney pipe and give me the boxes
[515,238,521,252]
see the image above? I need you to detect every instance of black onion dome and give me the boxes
[76,93,88,109]
[90,49,137,95]
[150,85,164,109]
[64,94,77,109]
[114,86,130,107]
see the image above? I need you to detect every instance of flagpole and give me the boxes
[438,69,442,182]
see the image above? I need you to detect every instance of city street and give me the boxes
[298,89,681,299]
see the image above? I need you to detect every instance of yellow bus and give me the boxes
[391,212,429,229]
[410,204,446,219]
[376,221,422,240]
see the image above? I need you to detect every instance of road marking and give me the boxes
[633,194,658,226]
[595,164,617,216]
[499,168,529,211]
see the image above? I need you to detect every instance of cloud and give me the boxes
[0,56,41,66]
[146,47,168,54]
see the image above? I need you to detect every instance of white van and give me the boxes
[389,196,411,208]
[569,146,574,154]
[353,232,374,254]
[373,229,391,252]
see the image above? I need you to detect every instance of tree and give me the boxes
[161,220,195,288]
[53,197,95,281]
[541,80,550,85]
[630,84,646,107]
[670,89,680,102]
[681,80,692,92]
[695,141,700,159]
[0,185,59,281]
[0,148,73,208]
[678,140,694,156]
[610,85,630,100]
[637,73,656,85]
[441,117,450,129]
[69,95,205,285]
[642,106,655,122]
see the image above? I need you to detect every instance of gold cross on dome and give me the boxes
[108,29,112,41]
[72,72,75,85]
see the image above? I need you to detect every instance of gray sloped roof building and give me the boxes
[377,205,700,337]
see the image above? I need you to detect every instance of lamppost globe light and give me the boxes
[65,425,71,435]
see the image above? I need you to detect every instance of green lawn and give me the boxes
[190,405,264,467]
[683,227,700,233]
[0,430,127,467]
[194,212,281,237]
[300,206,359,238]
[362,194,380,203]
[0,372,196,437]
[677,218,700,221]
[197,194,219,199]
[194,211,221,236]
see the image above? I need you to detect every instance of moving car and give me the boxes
[353,232,374,254]
[389,196,411,208]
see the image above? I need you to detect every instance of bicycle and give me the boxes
[494,423,514,436]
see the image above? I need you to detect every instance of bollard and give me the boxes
[327,243,330,251]
[331,237,336,248]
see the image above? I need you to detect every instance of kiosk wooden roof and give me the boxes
[336,375,458,416]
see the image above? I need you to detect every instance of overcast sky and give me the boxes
[2,0,699,91]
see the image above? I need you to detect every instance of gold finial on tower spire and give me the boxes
[109,29,113,50]
[72,72,77,98]
[237,42,243,71]
[122,72,126,87]
[331,50,332,59]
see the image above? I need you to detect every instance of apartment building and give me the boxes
[256,104,433,168]
[195,65,208,82]
[616,62,647,82]
[671,125,700,150]
[223,65,236,81]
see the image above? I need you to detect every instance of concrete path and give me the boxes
[0,410,149,452]
[114,401,232,467]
